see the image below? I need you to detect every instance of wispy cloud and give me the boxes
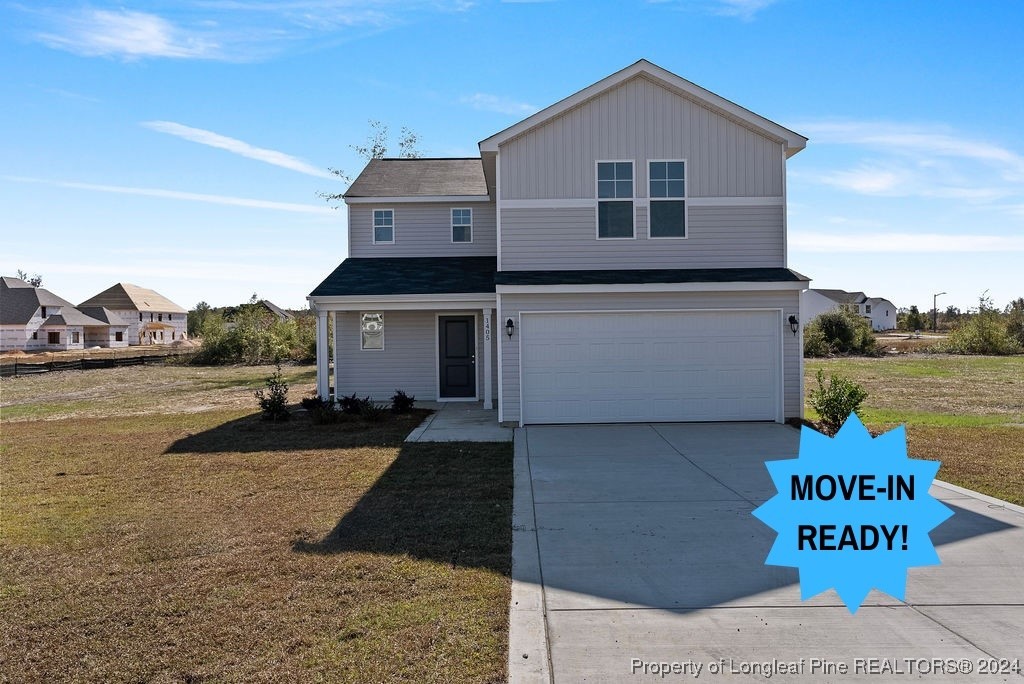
[26,2,475,61]
[791,231,1024,253]
[794,120,1024,203]
[142,121,336,180]
[711,0,778,20]
[460,93,538,117]
[37,9,221,60]
[3,176,333,215]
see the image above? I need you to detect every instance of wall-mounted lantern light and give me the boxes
[788,315,800,336]
[505,318,515,338]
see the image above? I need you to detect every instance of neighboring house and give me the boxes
[259,300,294,322]
[801,289,896,331]
[0,276,129,351]
[308,60,810,426]
[78,283,188,345]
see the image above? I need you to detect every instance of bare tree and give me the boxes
[16,269,42,287]
[319,120,423,205]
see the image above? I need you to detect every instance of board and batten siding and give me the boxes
[348,202,496,257]
[500,205,783,270]
[499,75,784,201]
[498,290,801,424]
[335,310,497,402]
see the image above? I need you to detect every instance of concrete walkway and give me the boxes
[405,401,512,442]
[509,423,1024,683]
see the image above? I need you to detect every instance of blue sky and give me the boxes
[2,0,1022,312]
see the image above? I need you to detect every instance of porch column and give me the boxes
[482,308,493,410]
[331,311,340,402]
[316,309,329,399]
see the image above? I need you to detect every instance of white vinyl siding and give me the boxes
[334,310,497,402]
[500,204,783,270]
[499,74,784,201]
[349,203,496,257]
[499,290,802,425]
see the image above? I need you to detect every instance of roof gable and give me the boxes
[79,283,187,313]
[479,59,807,156]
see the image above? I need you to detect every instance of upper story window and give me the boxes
[40,306,47,317]
[373,209,395,244]
[596,161,634,239]
[649,160,686,238]
[865,304,872,314]
[451,208,472,243]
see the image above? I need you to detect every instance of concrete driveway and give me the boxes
[509,423,1024,683]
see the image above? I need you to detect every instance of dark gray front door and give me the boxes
[439,315,476,398]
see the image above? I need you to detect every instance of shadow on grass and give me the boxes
[292,441,513,575]
[164,409,434,453]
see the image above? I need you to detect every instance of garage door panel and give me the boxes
[520,311,780,424]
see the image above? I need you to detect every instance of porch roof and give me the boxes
[310,257,497,297]
[494,267,810,286]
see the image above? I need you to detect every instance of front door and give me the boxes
[439,315,476,398]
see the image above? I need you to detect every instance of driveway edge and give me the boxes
[507,427,553,684]
[933,478,1024,516]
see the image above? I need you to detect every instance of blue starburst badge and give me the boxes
[752,414,953,613]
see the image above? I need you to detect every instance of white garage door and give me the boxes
[520,310,781,424]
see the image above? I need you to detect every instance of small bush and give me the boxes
[803,308,877,357]
[338,392,363,415]
[254,364,290,421]
[808,368,868,435]
[302,394,340,424]
[390,389,416,414]
[359,398,386,422]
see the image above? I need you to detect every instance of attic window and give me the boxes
[373,209,395,244]
[596,161,634,239]
[648,160,686,238]
[41,306,47,317]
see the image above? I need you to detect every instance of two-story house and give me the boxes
[309,60,810,426]
[78,283,188,345]
[802,289,897,331]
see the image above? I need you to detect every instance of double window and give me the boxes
[649,160,686,238]
[597,161,635,239]
[452,208,472,243]
[373,209,395,244]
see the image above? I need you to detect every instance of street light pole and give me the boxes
[933,292,947,333]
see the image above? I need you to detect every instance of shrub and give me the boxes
[942,293,1023,356]
[808,368,868,435]
[254,364,290,421]
[338,392,363,415]
[390,389,416,414]
[803,308,877,357]
[301,394,340,424]
[358,398,386,422]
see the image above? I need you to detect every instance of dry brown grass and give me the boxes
[806,356,1024,506]
[0,365,512,683]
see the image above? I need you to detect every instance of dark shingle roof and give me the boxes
[344,158,488,198]
[44,309,110,327]
[495,267,809,286]
[310,257,498,296]
[310,260,807,297]
[0,280,83,325]
[812,289,867,304]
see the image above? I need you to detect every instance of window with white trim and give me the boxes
[597,161,634,238]
[373,209,394,244]
[451,208,472,243]
[360,312,384,350]
[649,161,686,238]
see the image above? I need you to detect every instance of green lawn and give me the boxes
[0,365,512,683]
[805,355,1024,506]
